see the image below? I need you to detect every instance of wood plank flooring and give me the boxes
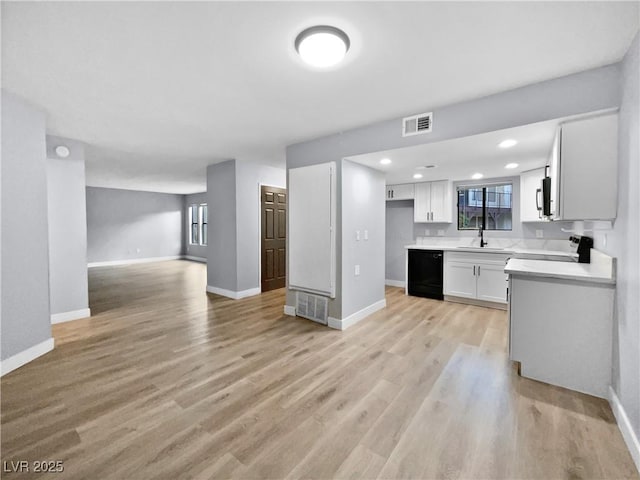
[1,260,637,479]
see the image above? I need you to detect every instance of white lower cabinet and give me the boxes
[444,261,476,298]
[444,252,509,304]
[476,263,509,303]
[509,275,614,398]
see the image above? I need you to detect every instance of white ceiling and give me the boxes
[345,118,562,184]
[2,2,638,194]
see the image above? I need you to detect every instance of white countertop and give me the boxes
[504,253,616,285]
[405,244,577,260]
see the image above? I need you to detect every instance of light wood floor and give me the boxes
[1,260,637,480]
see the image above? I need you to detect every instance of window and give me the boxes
[189,204,199,245]
[199,204,207,246]
[458,183,512,231]
[189,204,207,246]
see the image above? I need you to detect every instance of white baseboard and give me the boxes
[284,305,296,316]
[88,255,182,267]
[51,308,91,324]
[183,255,206,263]
[206,285,261,300]
[385,279,406,288]
[1,338,55,376]
[609,386,640,474]
[328,299,386,331]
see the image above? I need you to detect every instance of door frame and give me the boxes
[258,182,287,292]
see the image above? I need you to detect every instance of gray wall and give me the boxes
[386,200,414,283]
[342,160,386,318]
[206,160,286,293]
[594,33,639,446]
[235,161,286,292]
[86,187,184,263]
[206,160,237,291]
[184,192,207,259]
[46,135,89,315]
[286,63,620,319]
[1,90,52,360]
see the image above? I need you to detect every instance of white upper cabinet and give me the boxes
[385,183,414,201]
[414,180,452,223]
[520,167,546,222]
[556,113,618,221]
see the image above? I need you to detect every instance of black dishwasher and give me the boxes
[407,250,444,300]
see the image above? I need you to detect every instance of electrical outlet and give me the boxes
[424,229,430,236]
[437,230,445,236]
[356,230,360,241]
[364,230,369,240]
[355,265,360,276]
[536,230,544,239]
[136,248,141,253]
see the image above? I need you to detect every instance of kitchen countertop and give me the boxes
[504,253,616,285]
[405,244,577,260]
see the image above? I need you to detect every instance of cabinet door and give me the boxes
[385,186,394,200]
[430,180,452,223]
[444,261,476,298]
[548,130,560,219]
[560,113,618,220]
[389,183,414,201]
[414,182,431,222]
[476,263,508,304]
[520,168,545,222]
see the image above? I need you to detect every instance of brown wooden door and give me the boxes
[261,185,287,292]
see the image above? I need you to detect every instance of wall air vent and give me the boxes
[402,112,433,137]
[296,292,328,325]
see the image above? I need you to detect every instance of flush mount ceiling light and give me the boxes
[295,25,350,68]
[380,158,392,165]
[55,145,70,158]
[413,173,423,179]
[498,139,518,149]
[505,163,519,169]
[472,173,484,180]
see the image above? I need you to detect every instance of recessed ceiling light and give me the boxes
[413,173,423,179]
[498,139,518,149]
[380,158,391,165]
[472,173,483,180]
[55,145,70,158]
[295,26,350,68]
[505,163,519,169]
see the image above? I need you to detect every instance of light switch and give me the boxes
[364,230,369,240]
[356,230,360,241]
[355,265,360,276]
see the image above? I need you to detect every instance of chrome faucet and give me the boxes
[479,226,487,247]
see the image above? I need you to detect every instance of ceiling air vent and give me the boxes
[402,112,433,137]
